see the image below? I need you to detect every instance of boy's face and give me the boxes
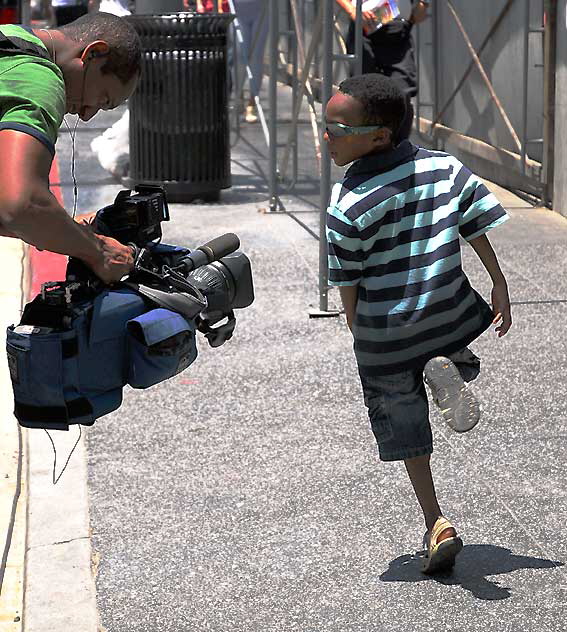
[323,92,391,167]
[65,44,138,121]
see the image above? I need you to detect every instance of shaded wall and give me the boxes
[416,1,545,163]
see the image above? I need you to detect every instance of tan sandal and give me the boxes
[421,516,463,574]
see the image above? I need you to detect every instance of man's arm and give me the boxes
[338,285,359,333]
[335,0,355,19]
[0,210,97,238]
[0,130,133,283]
[468,233,512,337]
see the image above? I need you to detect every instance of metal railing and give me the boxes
[230,0,555,312]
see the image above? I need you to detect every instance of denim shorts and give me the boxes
[359,349,480,462]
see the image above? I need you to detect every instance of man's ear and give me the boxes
[81,40,110,63]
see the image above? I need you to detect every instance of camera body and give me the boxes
[6,186,254,431]
[94,184,169,246]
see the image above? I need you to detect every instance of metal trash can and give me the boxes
[125,13,234,202]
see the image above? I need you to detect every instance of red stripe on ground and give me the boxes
[29,157,69,299]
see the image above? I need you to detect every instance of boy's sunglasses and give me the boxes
[322,119,386,138]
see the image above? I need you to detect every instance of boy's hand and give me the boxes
[491,282,512,337]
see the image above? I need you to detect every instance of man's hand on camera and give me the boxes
[88,234,134,284]
[76,211,97,226]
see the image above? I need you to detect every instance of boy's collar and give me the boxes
[345,140,419,178]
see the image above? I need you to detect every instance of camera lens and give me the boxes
[187,261,235,313]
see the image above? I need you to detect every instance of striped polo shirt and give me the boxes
[326,141,509,377]
[0,25,65,156]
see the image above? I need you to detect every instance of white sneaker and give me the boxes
[424,356,480,433]
[245,104,258,124]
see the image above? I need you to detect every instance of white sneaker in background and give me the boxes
[245,104,258,124]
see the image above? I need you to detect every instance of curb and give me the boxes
[1,157,99,632]
[0,239,27,632]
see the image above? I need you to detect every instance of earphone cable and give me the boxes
[63,115,80,219]
[42,27,80,219]
[44,425,82,485]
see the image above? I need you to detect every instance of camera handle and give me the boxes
[197,311,236,348]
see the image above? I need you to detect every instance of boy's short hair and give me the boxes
[339,74,406,137]
[60,12,141,84]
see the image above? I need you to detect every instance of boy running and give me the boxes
[324,73,512,573]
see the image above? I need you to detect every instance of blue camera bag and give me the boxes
[6,287,197,430]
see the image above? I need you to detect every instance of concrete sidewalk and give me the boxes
[1,89,567,631]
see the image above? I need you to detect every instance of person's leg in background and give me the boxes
[345,21,379,75]
[233,0,269,123]
[232,5,252,115]
[53,2,88,27]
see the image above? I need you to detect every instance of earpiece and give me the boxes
[82,49,107,62]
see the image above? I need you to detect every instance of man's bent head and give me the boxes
[58,12,141,121]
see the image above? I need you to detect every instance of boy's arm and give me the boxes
[339,285,359,333]
[468,234,512,337]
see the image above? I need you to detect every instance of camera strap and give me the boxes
[124,280,206,322]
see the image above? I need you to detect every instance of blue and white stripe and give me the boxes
[326,141,508,376]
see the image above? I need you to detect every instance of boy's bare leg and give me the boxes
[404,454,456,539]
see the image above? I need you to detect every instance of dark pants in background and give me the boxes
[346,18,417,142]
[54,4,87,26]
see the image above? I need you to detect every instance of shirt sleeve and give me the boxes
[326,204,363,286]
[0,59,65,156]
[457,167,509,241]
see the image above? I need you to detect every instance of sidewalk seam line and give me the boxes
[27,536,91,551]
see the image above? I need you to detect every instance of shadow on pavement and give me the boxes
[379,544,564,600]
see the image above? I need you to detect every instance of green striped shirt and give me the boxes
[0,25,65,156]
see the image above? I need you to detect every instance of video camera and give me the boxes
[6,185,254,431]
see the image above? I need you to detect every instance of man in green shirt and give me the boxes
[0,12,140,283]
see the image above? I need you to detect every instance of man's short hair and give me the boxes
[339,74,406,137]
[60,12,141,84]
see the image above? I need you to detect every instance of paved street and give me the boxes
[3,82,567,631]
